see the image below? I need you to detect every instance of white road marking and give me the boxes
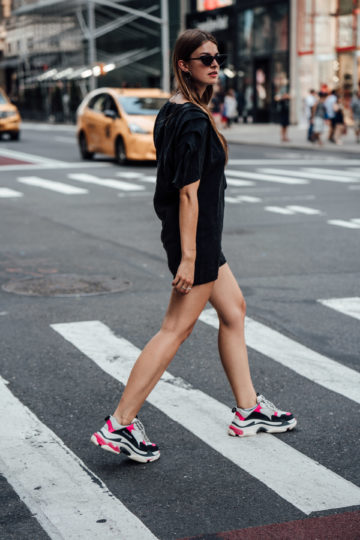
[285,205,322,215]
[327,219,360,229]
[228,159,360,166]
[0,188,23,198]
[318,297,360,322]
[0,162,112,172]
[68,173,144,191]
[225,195,261,204]
[225,177,255,187]
[116,173,157,184]
[116,171,142,178]
[259,168,358,183]
[227,170,308,185]
[52,320,360,515]
[199,309,360,405]
[0,376,158,540]
[304,168,360,179]
[17,176,88,195]
[265,206,296,215]
[0,147,65,166]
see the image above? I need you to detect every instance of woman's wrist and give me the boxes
[181,249,196,262]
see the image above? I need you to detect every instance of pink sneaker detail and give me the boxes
[106,419,115,432]
[274,411,278,417]
[127,423,135,432]
[229,425,244,436]
[236,411,246,421]
[94,433,120,453]
[286,412,292,416]
[254,404,262,413]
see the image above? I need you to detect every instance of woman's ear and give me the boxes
[178,59,189,74]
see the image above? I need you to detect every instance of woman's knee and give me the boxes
[160,319,196,345]
[218,295,246,328]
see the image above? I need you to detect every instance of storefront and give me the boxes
[187,0,290,123]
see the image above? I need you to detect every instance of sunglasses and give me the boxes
[188,54,227,67]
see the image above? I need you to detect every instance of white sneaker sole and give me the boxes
[228,418,297,437]
[90,433,160,463]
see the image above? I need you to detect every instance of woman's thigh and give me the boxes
[209,264,246,325]
[162,281,215,335]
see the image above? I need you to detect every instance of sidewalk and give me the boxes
[222,122,360,154]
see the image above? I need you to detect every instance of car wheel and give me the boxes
[10,131,20,141]
[115,137,127,165]
[79,132,94,160]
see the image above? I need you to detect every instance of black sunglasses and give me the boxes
[188,54,227,67]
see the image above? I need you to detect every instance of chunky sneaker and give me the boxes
[228,394,297,437]
[91,415,160,463]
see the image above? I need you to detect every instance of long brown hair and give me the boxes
[172,29,228,162]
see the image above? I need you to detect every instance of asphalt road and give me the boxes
[0,123,359,540]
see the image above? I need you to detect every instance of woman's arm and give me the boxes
[172,180,200,294]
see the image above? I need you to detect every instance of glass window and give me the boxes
[238,9,253,55]
[117,96,168,115]
[272,3,289,52]
[253,7,272,53]
[88,94,107,113]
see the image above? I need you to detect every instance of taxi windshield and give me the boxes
[118,96,168,115]
[0,92,8,105]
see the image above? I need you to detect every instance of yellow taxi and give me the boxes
[0,88,21,140]
[77,87,170,163]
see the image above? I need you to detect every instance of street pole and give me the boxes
[161,0,170,93]
[88,0,96,91]
[289,0,299,124]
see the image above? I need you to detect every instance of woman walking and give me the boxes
[91,29,296,463]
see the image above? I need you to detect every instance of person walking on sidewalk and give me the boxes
[91,29,297,463]
[351,88,360,143]
[325,89,338,143]
[312,92,327,146]
[275,85,291,142]
[223,88,238,128]
[305,89,317,142]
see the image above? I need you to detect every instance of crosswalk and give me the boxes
[0,166,359,230]
[1,297,360,538]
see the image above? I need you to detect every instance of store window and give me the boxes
[253,6,272,54]
[238,9,253,55]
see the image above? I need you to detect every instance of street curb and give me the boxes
[225,138,360,156]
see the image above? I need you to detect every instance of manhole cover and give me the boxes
[2,274,131,297]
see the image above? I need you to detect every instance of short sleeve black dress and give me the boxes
[153,101,227,286]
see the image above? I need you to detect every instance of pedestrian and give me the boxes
[91,29,297,463]
[305,89,317,142]
[333,98,345,146]
[324,89,338,142]
[223,88,238,128]
[351,88,360,143]
[275,85,291,142]
[312,91,327,146]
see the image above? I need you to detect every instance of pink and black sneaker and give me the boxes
[228,394,297,437]
[91,416,160,463]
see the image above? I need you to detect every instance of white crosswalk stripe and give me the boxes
[0,187,23,198]
[17,176,88,195]
[226,169,308,185]
[225,195,261,204]
[327,219,360,229]
[0,376,158,540]
[225,177,255,187]
[199,309,360,405]
[51,320,360,515]
[68,173,144,191]
[318,297,360,321]
[259,168,359,183]
[304,168,360,179]
[265,205,322,215]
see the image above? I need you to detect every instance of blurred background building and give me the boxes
[0,0,359,123]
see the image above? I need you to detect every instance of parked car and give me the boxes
[77,87,170,163]
[0,88,21,140]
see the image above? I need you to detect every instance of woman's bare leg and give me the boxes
[113,281,214,425]
[209,264,257,409]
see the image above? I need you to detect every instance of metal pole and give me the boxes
[289,0,298,124]
[161,0,170,93]
[88,0,96,91]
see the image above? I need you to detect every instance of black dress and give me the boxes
[153,101,227,285]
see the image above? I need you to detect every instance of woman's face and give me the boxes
[180,40,220,91]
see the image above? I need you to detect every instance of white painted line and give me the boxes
[199,309,360,405]
[351,218,360,224]
[286,206,322,215]
[0,162,112,172]
[228,159,360,166]
[265,206,295,215]
[304,168,360,179]
[226,177,255,187]
[115,171,142,178]
[259,168,357,183]
[54,136,75,144]
[225,195,261,204]
[18,176,88,195]
[0,147,65,166]
[318,297,360,322]
[68,173,144,192]
[22,123,76,132]
[0,376,158,540]
[227,170,308,185]
[327,219,360,229]
[116,173,156,184]
[140,176,157,183]
[52,320,360,515]
[0,188,23,198]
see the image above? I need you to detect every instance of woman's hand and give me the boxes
[172,256,195,294]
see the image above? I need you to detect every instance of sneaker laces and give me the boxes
[257,394,277,411]
[133,418,150,443]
